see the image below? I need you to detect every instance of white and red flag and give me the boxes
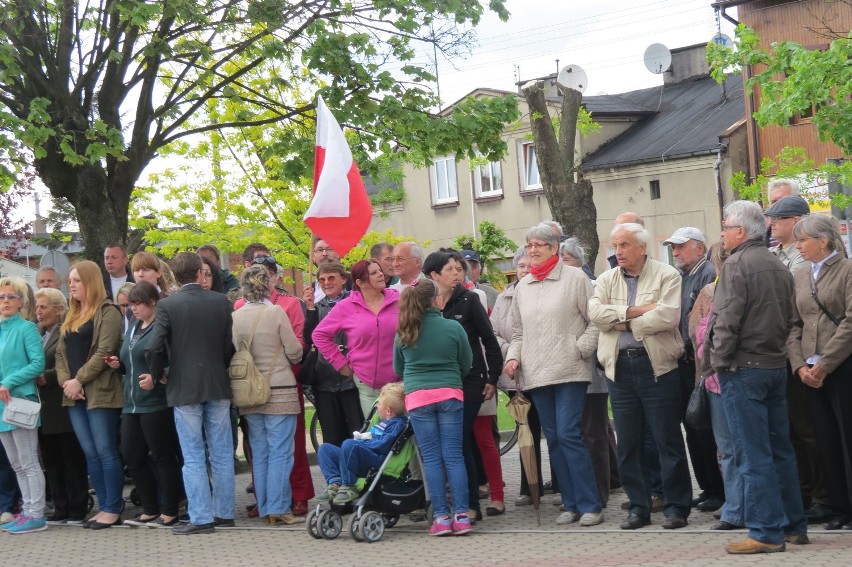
[303,96,372,257]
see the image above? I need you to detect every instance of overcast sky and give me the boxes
[431,0,737,106]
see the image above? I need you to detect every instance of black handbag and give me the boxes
[298,334,348,386]
[684,377,712,431]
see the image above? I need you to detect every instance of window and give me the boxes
[650,179,660,200]
[429,156,458,205]
[472,159,503,198]
[789,105,815,125]
[520,142,542,191]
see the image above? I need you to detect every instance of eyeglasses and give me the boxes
[201,270,213,279]
[0,294,21,301]
[251,256,277,266]
[391,256,411,263]
[720,224,742,231]
[313,247,334,254]
[525,242,552,250]
[795,237,817,244]
[769,216,795,223]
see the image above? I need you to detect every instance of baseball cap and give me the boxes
[460,250,481,263]
[764,195,810,218]
[663,227,706,246]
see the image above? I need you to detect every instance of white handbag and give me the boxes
[2,393,41,430]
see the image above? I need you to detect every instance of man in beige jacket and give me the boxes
[589,223,692,531]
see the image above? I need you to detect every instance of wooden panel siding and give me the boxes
[737,0,851,177]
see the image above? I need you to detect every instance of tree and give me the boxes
[0,0,517,260]
[521,80,600,263]
[454,220,516,288]
[708,25,851,154]
[0,168,33,257]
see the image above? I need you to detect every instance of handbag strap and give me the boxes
[241,307,266,351]
[809,270,843,327]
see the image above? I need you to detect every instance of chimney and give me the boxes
[32,216,48,236]
[664,43,712,85]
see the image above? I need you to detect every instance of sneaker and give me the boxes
[452,514,473,535]
[315,483,340,502]
[9,516,47,534]
[0,514,22,531]
[556,511,580,525]
[332,485,358,505]
[428,515,453,536]
[579,511,605,527]
[725,537,785,554]
[65,518,85,526]
[514,495,532,506]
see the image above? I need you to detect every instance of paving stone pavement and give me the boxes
[7,433,852,566]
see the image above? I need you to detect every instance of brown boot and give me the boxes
[725,538,785,554]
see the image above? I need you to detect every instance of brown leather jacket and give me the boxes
[708,239,793,372]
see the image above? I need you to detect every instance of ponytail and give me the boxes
[396,280,438,347]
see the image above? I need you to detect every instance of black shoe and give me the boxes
[662,515,688,529]
[245,483,254,494]
[620,513,651,530]
[690,493,708,507]
[697,497,724,512]
[89,517,123,530]
[213,517,235,528]
[711,520,742,530]
[172,522,215,535]
[805,501,834,524]
[823,515,851,530]
[843,519,852,530]
[45,514,68,525]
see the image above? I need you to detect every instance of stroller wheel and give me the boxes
[86,494,95,514]
[359,511,385,543]
[318,509,343,540]
[383,514,399,529]
[348,513,364,542]
[130,488,143,507]
[306,508,323,540]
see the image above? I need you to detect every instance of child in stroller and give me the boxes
[308,382,427,542]
[315,382,407,504]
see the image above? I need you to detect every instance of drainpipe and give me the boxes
[714,147,726,223]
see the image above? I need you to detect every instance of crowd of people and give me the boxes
[0,178,850,553]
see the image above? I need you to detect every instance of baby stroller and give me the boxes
[306,415,427,543]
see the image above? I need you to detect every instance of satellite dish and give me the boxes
[711,33,733,48]
[556,64,588,94]
[39,250,71,279]
[644,43,672,74]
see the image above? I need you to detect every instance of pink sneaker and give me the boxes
[452,514,473,535]
[428,515,453,536]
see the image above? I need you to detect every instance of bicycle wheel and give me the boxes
[497,387,519,456]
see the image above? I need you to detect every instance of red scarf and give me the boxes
[530,255,559,281]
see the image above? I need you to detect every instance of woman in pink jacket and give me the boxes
[313,259,400,417]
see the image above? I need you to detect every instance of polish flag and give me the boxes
[303,96,372,257]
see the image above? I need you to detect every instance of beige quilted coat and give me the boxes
[506,262,599,390]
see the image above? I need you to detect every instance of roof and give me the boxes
[580,74,745,171]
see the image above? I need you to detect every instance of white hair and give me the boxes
[541,220,563,236]
[559,237,587,263]
[723,200,766,240]
[768,178,801,195]
[512,246,528,267]
[611,223,651,246]
[525,223,561,246]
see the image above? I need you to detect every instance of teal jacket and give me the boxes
[393,309,472,395]
[119,320,168,414]
[0,314,46,432]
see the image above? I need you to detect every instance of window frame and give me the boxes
[429,156,459,206]
[472,157,504,200]
[519,141,543,193]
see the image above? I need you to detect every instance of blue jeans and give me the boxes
[0,443,21,513]
[409,399,468,518]
[718,367,807,544]
[608,355,692,518]
[708,390,743,526]
[245,413,297,517]
[530,383,602,514]
[67,404,123,514]
[173,399,235,524]
[317,440,385,486]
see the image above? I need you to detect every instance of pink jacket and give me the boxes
[694,306,720,394]
[312,288,400,389]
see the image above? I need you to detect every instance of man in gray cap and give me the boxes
[765,195,810,273]
[764,194,831,524]
[664,227,724,512]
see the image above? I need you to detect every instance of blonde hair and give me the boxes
[0,277,30,317]
[240,265,271,303]
[396,280,437,348]
[62,260,107,334]
[34,287,68,316]
[378,382,406,416]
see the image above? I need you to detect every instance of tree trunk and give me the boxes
[521,80,600,267]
